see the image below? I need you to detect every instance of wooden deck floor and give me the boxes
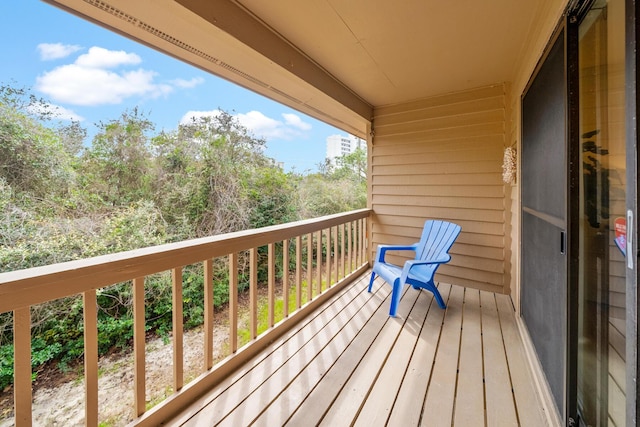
[170,272,549,426]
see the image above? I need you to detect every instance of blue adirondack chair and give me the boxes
[368,220,461,316]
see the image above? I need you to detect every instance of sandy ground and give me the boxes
[0,324,230,427]
[0,278,293,426]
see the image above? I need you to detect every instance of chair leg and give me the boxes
[368,271,376,292]
[432,288,447,309]
[389,281,402,317]
[426,281,446,309]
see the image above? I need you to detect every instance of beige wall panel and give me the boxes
[373,184,504,198]
[375,85,505,116]
[376,135,504,157]
[376,110,504,137]
[374,205,504,224]
[374,96,505,127]
[373,135,504,156]
[372,174,503,188]
[374,123,504,144]
[374,147,503,166]
[440,265,503,287]
[373,161,500,176]
[372,194,502,210]
[372,215,505,238]
[371,84,508,293]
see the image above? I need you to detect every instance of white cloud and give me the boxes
[171,77,205,89]
[282,113,312,131]
[34,46,200,106]
[180,110,312,140]
[36,65,172,105]
[37,43,82,61]
[236,111,285,139]
[28,102,84,122]
[75,46,141,68]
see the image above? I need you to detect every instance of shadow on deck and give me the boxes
[170,271,549,426]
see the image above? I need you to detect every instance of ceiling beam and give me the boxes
[174,0,373,121]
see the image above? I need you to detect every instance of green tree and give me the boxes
[79,108,154,207]
[0,85,75,200]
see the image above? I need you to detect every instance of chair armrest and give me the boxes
[399,255,451,284]
[403,255,451,269]
[375,244,418,263]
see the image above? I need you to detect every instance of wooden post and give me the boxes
[133,278,146,417]
[172,267,184,391]
[250,248,258,339]
[325,228,331,288]
[307,233,313,304]
[283,239,290,317]
[296,236,302,309]
[229,253,238,353]
[268,243,275,328]
[340,223,345,280]
[204,260,214,371]
[316,230,322,296]
[14,307,32,427]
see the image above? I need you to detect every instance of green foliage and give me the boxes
[0,344,14,390]
[0,83,367,389]
[79,108,154,207]
[0,89,75,199]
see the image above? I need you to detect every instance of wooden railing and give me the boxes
[0,209,371,426]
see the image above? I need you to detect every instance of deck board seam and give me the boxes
[313,284,413,425]
[408,282,452,427]
[179,276,371,424]
[237,280,394,425]
[451,286,467,424]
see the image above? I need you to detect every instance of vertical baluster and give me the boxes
[340,223,346,280]
[295,235,302,310]
[325,228,331,288]
[316,230,322,296]
[357,219,362,266]
[352,221,356,271]
[250,248,258,340]
[283,239,290,317]
[353,220,358,270]
[204,259,214,371]
[333,226,339,284]
[361,218,366,265]
[347,221,353,274]
[172,267,184,392]
[307,233,313,304]
[133,278,146,417]
[14,307,31,426]
[268,243,275,328]
[83,290,98,427]
[229,253,238,353]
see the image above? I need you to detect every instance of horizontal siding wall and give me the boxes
[371,84,508,294]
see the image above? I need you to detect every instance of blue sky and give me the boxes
[0,1,347,172]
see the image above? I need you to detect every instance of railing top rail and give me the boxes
[0,209,371,312]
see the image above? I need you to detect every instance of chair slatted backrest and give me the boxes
[415,220,461,261]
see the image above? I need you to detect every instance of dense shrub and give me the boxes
[0,87,367,389]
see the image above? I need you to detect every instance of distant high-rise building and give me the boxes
[326,134,366,165]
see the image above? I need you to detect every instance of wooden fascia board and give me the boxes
[174,0,373,121]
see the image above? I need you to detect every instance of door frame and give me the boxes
[520,18,570,421]
[521,1,640,424]
[566,0,639,424]
[625,0,639,424]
